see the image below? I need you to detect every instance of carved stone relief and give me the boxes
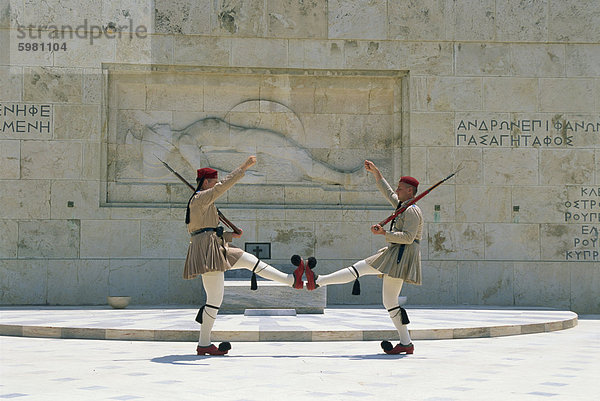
[103,65,403,206]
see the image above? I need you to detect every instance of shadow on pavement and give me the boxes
[151,353,410,364]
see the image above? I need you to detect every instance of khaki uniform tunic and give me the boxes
[183,168,245,279]
[364,177,424,285]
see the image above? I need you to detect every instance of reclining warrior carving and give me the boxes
[121,101,367,189]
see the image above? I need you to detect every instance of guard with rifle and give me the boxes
[161,155,305,356]
[304,160,460,355]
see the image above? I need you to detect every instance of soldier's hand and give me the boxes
[371,224,385,235]
[242,156,257,170]
[232,229,243,238]
[365,160,382,180]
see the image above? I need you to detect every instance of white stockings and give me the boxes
[198,271,224,347]
[315,260,412,345]
[198,252,294,346]
[315,260,378,286]
[383,275,412,345]
[231,252,294,286]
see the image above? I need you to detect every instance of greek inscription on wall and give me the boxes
[456,118,599,147]
[564,187,600,261]
[0,103,52,136]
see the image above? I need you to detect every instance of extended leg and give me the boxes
[231,252,295,286]
[315,260,379,287]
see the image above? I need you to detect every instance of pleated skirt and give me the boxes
[364,242,422,285]
[183,233,244,279]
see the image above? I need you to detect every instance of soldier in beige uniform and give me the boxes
[184,156,304,356]
[307,160,423,355]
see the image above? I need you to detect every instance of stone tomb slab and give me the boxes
[221,280,326,314]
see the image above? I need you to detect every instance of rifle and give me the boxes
[378,167,463,227]
[155,156,242,235]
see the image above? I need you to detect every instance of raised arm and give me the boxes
[192,156,256,205]
[365,160,398,207]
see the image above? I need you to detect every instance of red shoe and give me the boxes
[381,341,414,355]
[291,255,304,289]
[305,257,318,291]
[196,342,231,356]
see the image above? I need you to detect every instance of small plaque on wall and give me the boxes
[245,243,271,259]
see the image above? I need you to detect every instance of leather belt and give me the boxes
[191,227,224,237]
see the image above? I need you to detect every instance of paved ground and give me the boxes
[0,308,598,400]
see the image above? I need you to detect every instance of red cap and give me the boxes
[197,167,218,179]
[400,176,419,190]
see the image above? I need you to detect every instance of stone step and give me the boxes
[222,280,326,314]
[0,307,578,342]
[244,309,297,316]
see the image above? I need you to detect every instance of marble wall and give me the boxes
[0,0,598,313]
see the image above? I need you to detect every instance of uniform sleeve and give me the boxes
[384,206,420,244]
[376,177,400,208]
[191,167,245,206]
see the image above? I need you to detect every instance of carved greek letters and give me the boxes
[0,103,52,136]
[564,188,600,261]
[456,118,597,148]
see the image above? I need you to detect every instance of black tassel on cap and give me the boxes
[185,180,204,224]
